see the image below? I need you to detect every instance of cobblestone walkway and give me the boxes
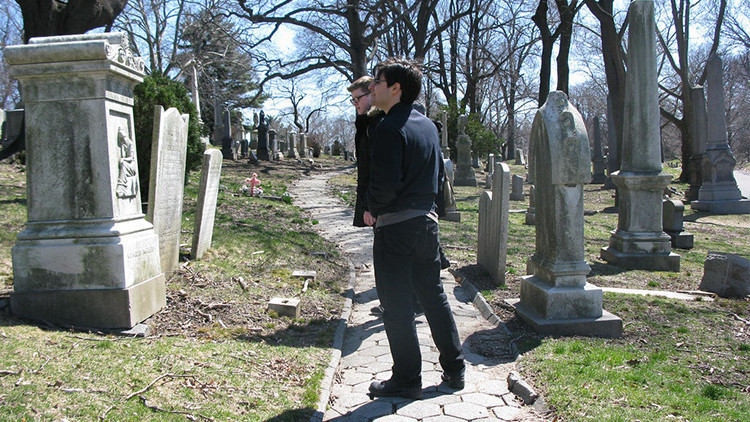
[292,169,546,422]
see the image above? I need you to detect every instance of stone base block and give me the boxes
[524,212,535,225]
[268,297,300,318]
[10,274,165,329]
[519,276,602,320]
[440,211,461,222]
[510,193,525,201]
[601,246,680,271]
[506,298,622,338]
[666,230,694,249]
[690,198,750,214]
[453,178,477,187]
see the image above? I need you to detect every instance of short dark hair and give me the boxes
[373,58,422,104]
[347,76,373,93]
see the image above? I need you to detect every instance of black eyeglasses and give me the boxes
[350,91,369,105]
[371,79,385,85]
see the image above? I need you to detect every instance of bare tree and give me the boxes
[0,2,23,108]
[656,0,726,181]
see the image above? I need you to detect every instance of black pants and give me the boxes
[373,216,465,386]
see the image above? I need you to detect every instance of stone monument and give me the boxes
[525,184,536,225]
[485,153,495,189]
[299,132,308,158]
[510,91,621,338]
[690,54,750,214]
[601,0,680,272]
[287,131,300,159]
[256,110,270,161]
[477,162,511,284]
[510,174,525,201]
[684,86,708,202]
[604,94,619,189]
[147,106,189,275]
[453,115,477,186]
[268,129,277,161]
[591,116,607,183]
[662,198,693,249]
[191,149,223,260]
[6,33,165,328]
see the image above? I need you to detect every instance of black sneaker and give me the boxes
[370,305,384,315]
[368,379,423,400]
[441,372,465,390]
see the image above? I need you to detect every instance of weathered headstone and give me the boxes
[268,129,277,161]
[601,0,680,271]
[298,133,308,158]
[662,198,693,249]
[690,54,750,214]
[287,131,300,159]
[453,115,477,186]
[525,184,536,225]
[240,138,249,158]
[477,162,511,284]
[0,109,6,141]
[6,33,165,328]
[604,94,619,189]
[147,106,190,275]
[250,129,258,150]
[511,91,622,338]
[191,149,223,260]
[3,109,24,143]
[256,111,270,161]
[591,116,607,183]
[684,86,708,202]
[514,149,523,165]
[510,174,525,201]
[441,110,450,156]
[220,110,235,160]
[699,252,750,298]
[485,153,495,189]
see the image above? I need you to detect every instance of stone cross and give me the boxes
[191,149,223,260]
[453,115,477,186]
[6,33,165,328]
[477,162,511,284]
[147,106,190,275]
[690,54,750,213]
[601,0,680,271]
[512,91,621,338]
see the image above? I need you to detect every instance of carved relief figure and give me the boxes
[116,127,138,198]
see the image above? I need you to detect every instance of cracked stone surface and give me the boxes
[290,170,547,422]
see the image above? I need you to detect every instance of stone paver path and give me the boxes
[291,169,546,422]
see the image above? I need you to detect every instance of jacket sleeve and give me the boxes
[367,121,403,217]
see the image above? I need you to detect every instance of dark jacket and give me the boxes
[367,102,441,218]
[353,110,384,227]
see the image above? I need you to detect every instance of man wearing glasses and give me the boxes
[365,58,465,400]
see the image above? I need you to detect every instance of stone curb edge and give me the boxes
[310,257,356,422]
[455,274,511,336]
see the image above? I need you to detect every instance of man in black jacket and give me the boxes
[366,58,465,400]
[348,76,382,228]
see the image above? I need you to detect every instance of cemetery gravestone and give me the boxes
[256,111,270,161]
[485,153,495,189]
[685,86,708,202]
[299,133,308,158]
[601,0,680,271]
[511,91,622,338]
[604,94,619,189]
[268,129,277,161]
[690,54,750,214]
[453,115,477,186]
[191,149,223,260]
[287,131,300,159]
[591,116,607,183]
[477,162,511,284]
[662,199,693,249]
[6,33,165,328]
[699,252,750,298]
[510,174,525,201]
[147,105,190,275]
[250,129,258,150]
[525,185,536,225]
[240,138,249,158]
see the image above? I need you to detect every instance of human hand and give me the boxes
[364,211,377,226]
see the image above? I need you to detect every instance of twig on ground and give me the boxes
[136,395,214,421]
[0,369,22,376]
